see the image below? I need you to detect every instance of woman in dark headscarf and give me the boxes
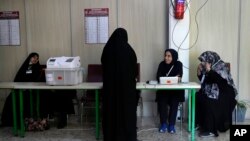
[14,52,42,82]
[156,49,184,134]
[101,28,138,141]
[1,52,42,126]
[1,52,75,129]
[196,51,237,137]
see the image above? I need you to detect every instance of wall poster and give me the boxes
[84,8,109,44]
[0,11,20,46]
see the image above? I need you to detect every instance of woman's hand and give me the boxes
[205,62,211,72]
[197,63,203,76]
[178,77,182,83]
[176,74,182,83]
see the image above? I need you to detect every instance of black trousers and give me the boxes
[158,94,179,126]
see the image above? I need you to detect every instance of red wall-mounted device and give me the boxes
[174,0,185,19]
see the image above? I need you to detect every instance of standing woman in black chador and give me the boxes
[1,52,42,126]
[196,51,237,137]
[156,49,184,134]
[101,28,138,141]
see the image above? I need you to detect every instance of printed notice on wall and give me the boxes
[0,11,20,46]
[84,8,109,44]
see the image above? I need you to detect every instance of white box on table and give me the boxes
[46,56,81,69]
[45,67,83,85]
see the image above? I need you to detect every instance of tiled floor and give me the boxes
[0,115,249,141]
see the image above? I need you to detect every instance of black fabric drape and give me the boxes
[101,28,137,141]
[39,90,76,118]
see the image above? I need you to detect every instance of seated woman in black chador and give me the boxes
[1,52,75,129]
[196,51,237,137]
[156,49,184,134]
[1,52,42,127]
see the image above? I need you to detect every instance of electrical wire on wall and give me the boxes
[236,0,241,92]
[116,0,120,28]
[170,0,192,53]
[170,0,209,51]
[169,0,209,70]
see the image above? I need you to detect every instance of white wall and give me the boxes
[0,0,250,118]
[189,0,250,118]
[238,0,250,118]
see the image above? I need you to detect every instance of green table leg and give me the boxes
[36,90,40,118]
[95,90,100,140]
[188,90,191,132]
[29,90,33,117]
[11,90,17,136]
[19,90,25,137]
[191,89,196,140]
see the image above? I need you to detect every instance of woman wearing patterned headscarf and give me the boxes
[155,49,184,134]
[196,51,237,137]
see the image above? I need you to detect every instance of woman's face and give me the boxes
[164,51,173,64]
[201,61,212,71]
[30,55,39,64]
[200,61,206,68]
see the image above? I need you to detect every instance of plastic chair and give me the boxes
[80,63,141,124]
[80,64,103,124]
[135,63,143,127]
[177,102,184,130]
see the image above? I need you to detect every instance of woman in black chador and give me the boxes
[101,28,138,141]
[1,52,75,129]
[1,52,42,126]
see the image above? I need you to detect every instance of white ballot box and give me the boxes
[45,56,83,85]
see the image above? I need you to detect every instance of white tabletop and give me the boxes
[1,82,200,90]
[0,82,15,89]
[13,82,102,90]
[136,82,201,90]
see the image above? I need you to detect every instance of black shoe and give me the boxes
[199,131,215,137]
[57,118,67,129]
[57,122,66,129]
[57,113,67,129]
